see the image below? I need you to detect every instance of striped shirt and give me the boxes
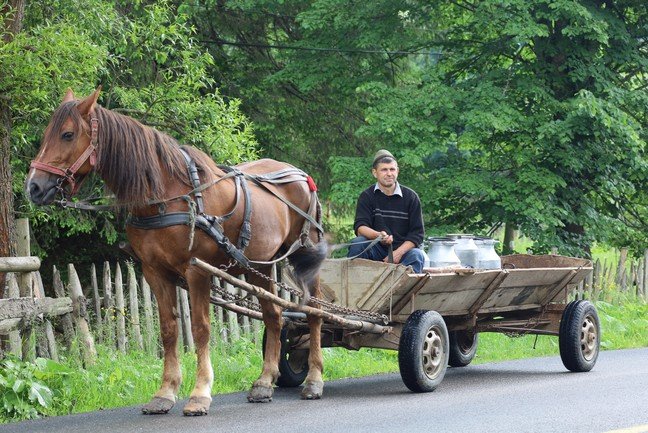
[353,183,424,248]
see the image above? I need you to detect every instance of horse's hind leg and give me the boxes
[142,267,181,415]
[301,275,324,399]
[182,269,213,416]
[247,270,281,403]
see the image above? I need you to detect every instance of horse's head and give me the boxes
[26,88,101,205]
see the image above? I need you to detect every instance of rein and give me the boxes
[30,111,99,197]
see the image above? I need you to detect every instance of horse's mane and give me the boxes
[48,102,215,206]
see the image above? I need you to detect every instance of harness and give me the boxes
[30,112,323,270]
[127,149,323,268]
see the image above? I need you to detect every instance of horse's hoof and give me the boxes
[300,380,323,400]
[142,396,175,414]
[247,385,274,403]
[183,396,211,416]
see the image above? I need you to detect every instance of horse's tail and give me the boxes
[288,241,328,304]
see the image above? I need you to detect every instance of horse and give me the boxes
[26,88,328,416]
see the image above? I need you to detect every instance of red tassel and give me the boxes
[306,175,318,192]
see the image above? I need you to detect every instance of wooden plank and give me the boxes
[5,273,22,357]
[0,257,40,272]
[0,297,72,320]
[16,218,33,361]
[178,287,194,352]
[53,266,75,349]
[102,262,115,346]
[90,264,102,331]
[34,272,51,359]
[391,274,430,315]
[192,258,391,334]
[0,318,22,334]
[225,282,240,341]
[114,263,127,353]
[140,276,155,355]
[127,263,143,351]
[68,264,97,364]
[468,270,509,315]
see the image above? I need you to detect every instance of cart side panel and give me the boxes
[317,259,413,310]
[480,268,591,311]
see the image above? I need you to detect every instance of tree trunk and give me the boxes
[502,223,517,255]
[1,1,26,289]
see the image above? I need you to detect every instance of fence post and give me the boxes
[6,273,22,357]
[53,266,75,350]
[102,262,115,346]
[68,264,97,365]
[140,276,155,355]
[16,219,33,361]
[114,263,127,353]
[90,264,102,333]
[177,287,194,352]
[616,247,628,291]
[643,249,648,299]
[127,263,143,351]
[225,281,240,341]
[34,271,58,361]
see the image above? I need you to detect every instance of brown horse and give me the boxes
[26,88,328,415]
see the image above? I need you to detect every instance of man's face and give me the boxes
[372,161,399,189]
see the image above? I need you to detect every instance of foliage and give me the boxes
[3,0,258,267]
[179,0,648,257]
[0,357,62,422]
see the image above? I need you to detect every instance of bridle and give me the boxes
[30,111,99,198]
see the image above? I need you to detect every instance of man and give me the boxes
[347,149,426,273]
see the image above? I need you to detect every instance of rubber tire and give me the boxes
[559,300,600,372]
[448,330,478,367]
[398,310,449,393]
[262,327,310,387]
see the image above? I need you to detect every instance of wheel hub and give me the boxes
[580,315,597,361]
[422,327,444,380]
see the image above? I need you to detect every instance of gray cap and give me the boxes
[372,149,395,166]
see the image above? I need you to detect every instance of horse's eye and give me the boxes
[61,131,74,141]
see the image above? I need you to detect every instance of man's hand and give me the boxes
[378,231,393,245]
[383,248,405,264]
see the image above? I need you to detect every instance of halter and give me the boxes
[30,111,99,197]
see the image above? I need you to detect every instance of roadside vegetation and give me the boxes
[1,291,646,424]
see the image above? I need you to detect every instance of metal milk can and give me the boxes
[448,234,479,268]
[425,237,461,268]
[474,238,501,269]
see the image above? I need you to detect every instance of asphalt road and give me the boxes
[2,348,647,433]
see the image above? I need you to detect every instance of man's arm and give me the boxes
[357,225,393,245]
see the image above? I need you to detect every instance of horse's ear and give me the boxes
[62,88,75,103]
[77,86,102,115]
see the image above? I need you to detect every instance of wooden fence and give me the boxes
[1,219,647,363]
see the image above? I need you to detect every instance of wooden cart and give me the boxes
[192,254,599,393]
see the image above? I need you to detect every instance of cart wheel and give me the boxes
[448,330,478,367]
[398,310,449,393]
[559,300,600,372]
[262,327,310,387]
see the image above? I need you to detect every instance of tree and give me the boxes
[0,0,25,294]
[3,0,258,270]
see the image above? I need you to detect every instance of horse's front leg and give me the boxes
[142,268,181,415]
[301,276,324,399]
[182,269,214,416]
[247,272,281,403]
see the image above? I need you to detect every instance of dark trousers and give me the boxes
[347,236,426,273]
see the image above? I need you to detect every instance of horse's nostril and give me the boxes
[29,182,41,198]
